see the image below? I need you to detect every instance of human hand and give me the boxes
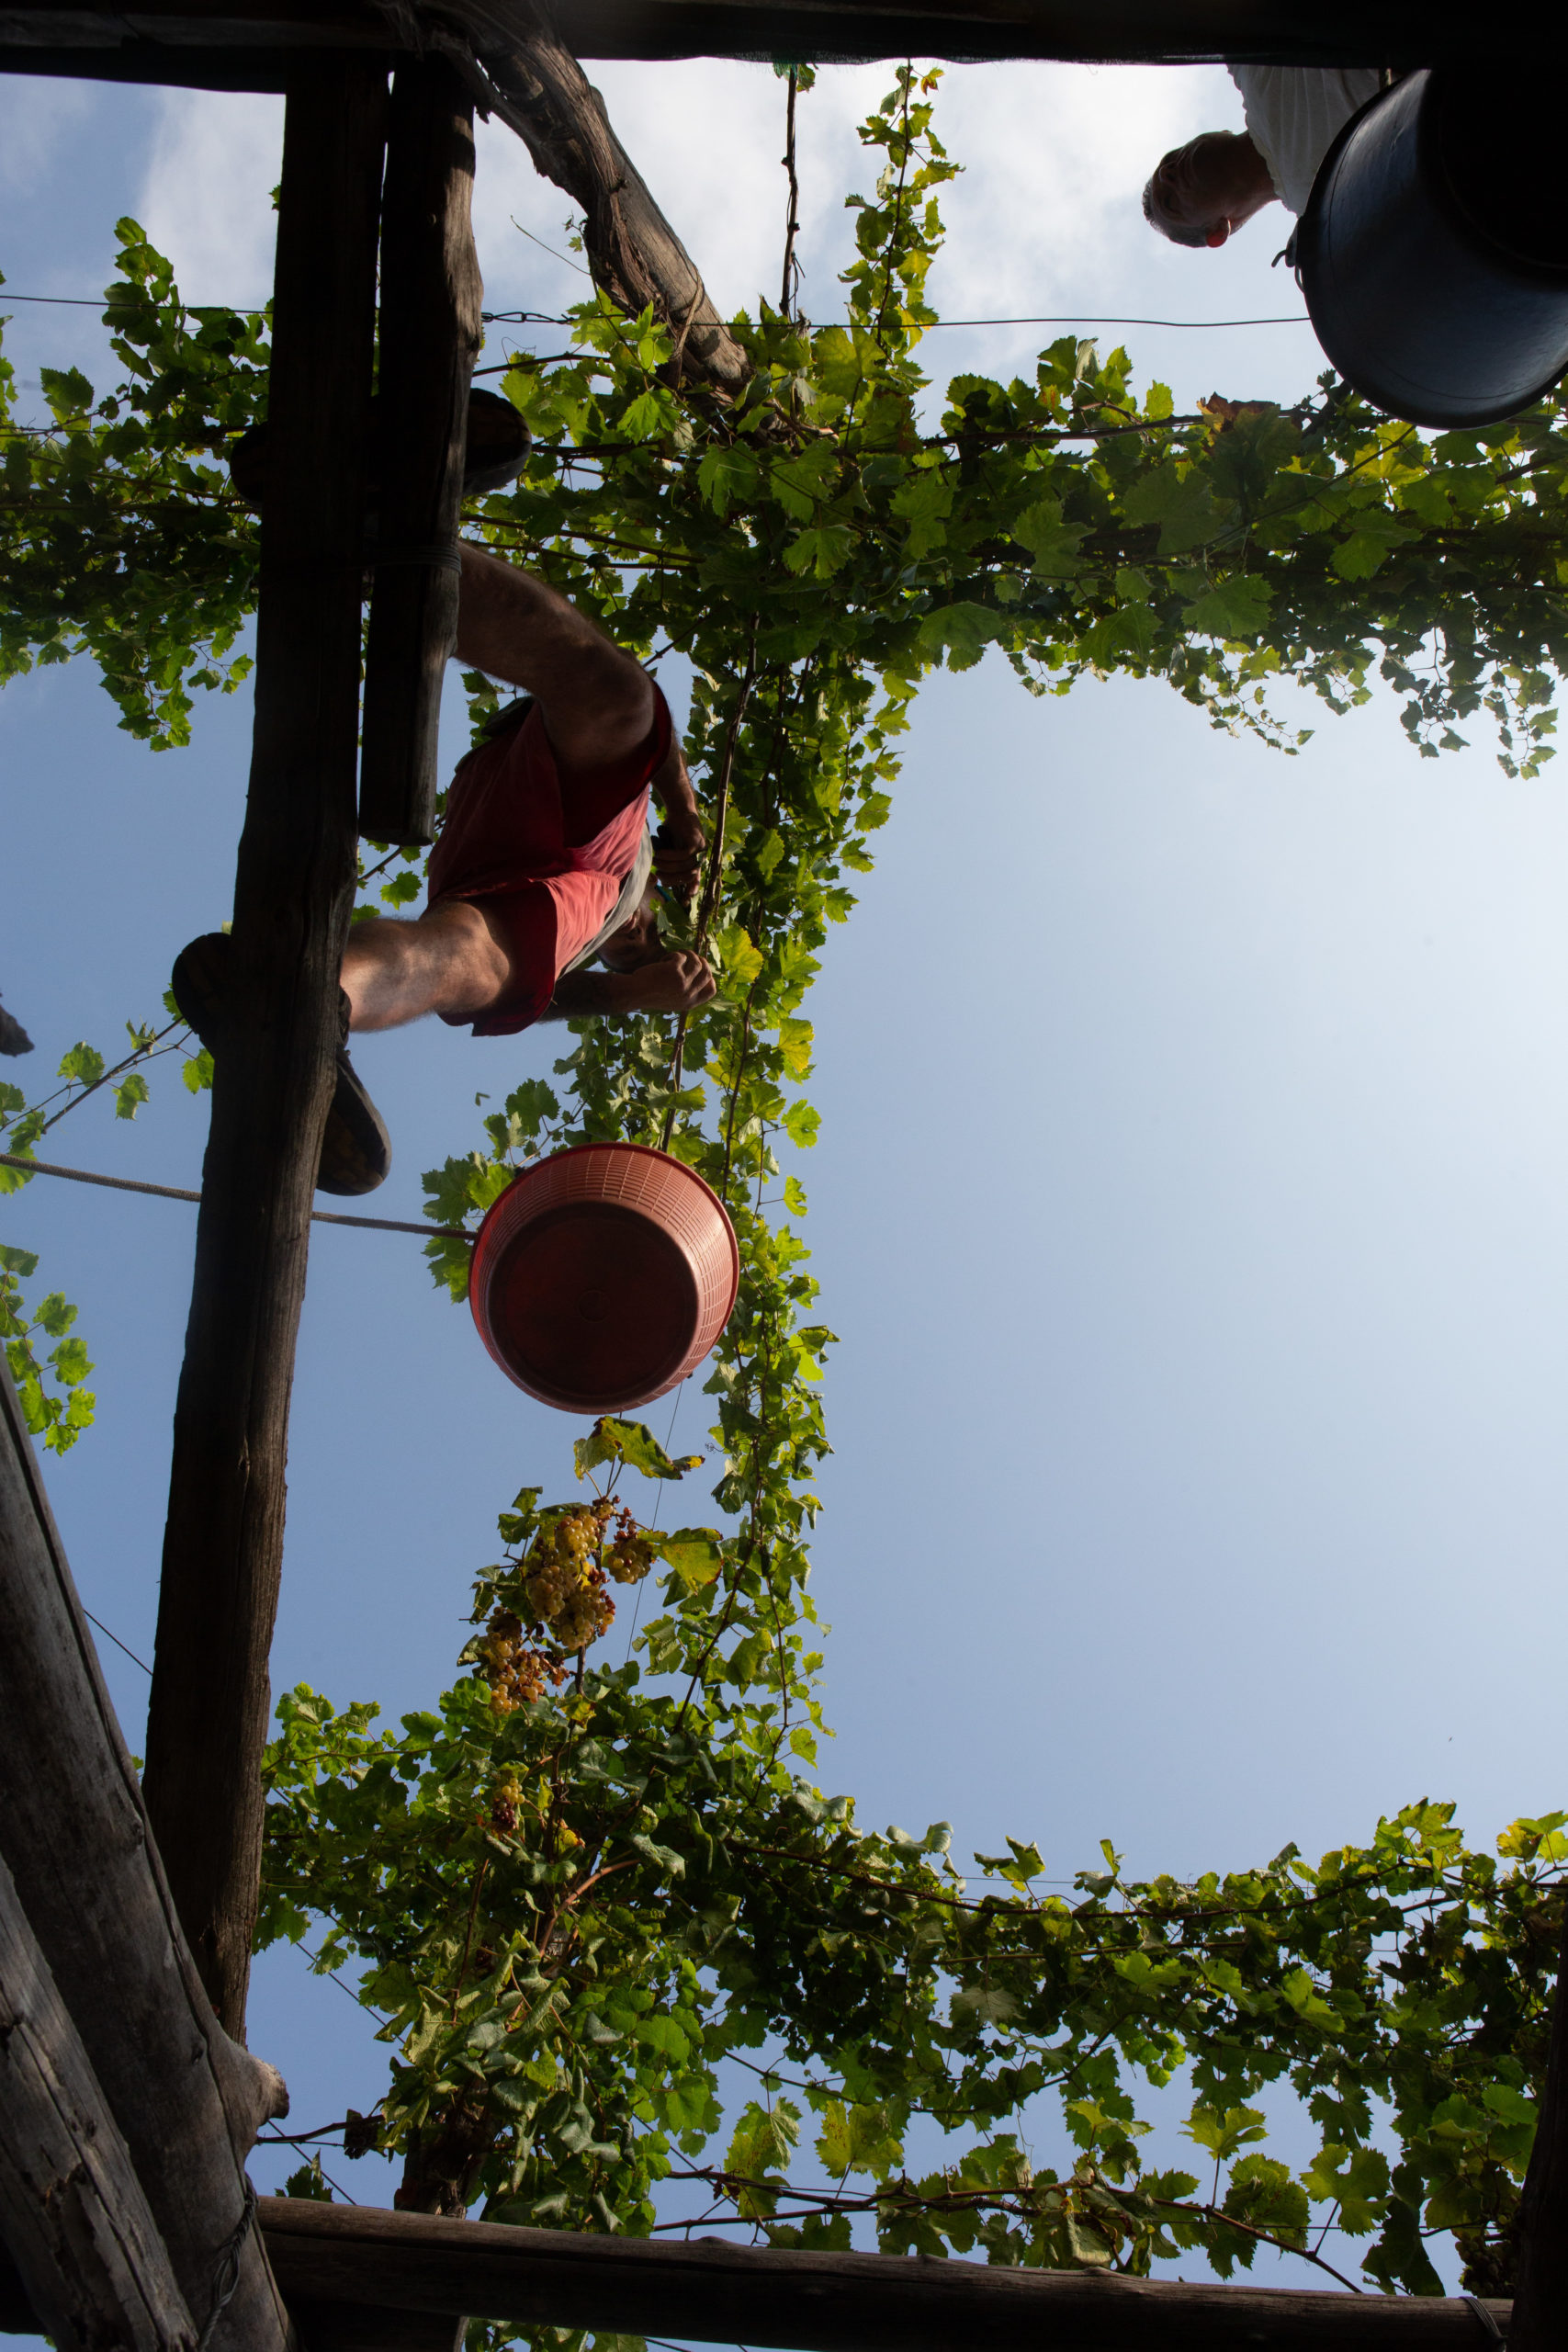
[618,949,716,1014]
[653,809,706,893]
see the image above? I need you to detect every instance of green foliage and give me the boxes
[0,1012,206,1447]
[263,1520,1564,2293]
[0,226,266,745]
[0,1240,95,1452]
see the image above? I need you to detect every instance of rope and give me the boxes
[1461,2298,1509,2345]
[0,1153,471,1241]
[195,2180,257,2352]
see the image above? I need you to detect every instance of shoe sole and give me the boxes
[171,933,391,1197]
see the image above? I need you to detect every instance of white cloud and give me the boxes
[0,76,92,196]
[127,59,1305,409]
[139,88,283,307]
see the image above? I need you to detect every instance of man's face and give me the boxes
[598,884,666,973]
[1149,130,1273,248]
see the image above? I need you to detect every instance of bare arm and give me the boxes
[649,736,705,892]
[546,950,716,1021]
[455,543,654,771]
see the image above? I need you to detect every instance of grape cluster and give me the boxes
[475,1609,567,1716]
[605,1505,657,1586]
[475,1499,659,1714]
[517,1501,621,1653]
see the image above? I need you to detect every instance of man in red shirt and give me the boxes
[175,546,716,1193]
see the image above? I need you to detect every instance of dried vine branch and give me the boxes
[461,0,750,392]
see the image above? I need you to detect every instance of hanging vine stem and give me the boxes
[719,970,764,1204]
[781,67,804,322]
[873,64,918,350]
[659,628,761,1152]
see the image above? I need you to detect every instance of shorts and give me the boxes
[427,687,672,1035]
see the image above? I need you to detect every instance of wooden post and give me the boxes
[0,1850,197,2352]
[358,54,483,848]
[0,1360,289,2352]
[1506,1898,1568,2349]
[141,52,386,2038]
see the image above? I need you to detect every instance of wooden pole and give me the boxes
[1506,1896,1568,2350]
[250,2199,1510,2352]
[0,1360,289,2352]
[358,54,483,849]
[0,1849,197,2352]
[141,51,386,2038]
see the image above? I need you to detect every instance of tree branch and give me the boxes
[462,1,750,392]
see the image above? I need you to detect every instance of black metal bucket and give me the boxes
[1297,67,1568,428]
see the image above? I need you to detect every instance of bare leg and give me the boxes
[454,544,654,768]
[342,901,511,1033]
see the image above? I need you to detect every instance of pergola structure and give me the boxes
[1,6,1565,2349]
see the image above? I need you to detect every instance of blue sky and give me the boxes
[3,48,1563,2300]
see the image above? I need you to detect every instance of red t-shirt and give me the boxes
[427,689,671,1035]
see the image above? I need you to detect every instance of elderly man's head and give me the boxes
[1143,130,1276,248]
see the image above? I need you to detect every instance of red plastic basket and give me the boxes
[468,1142,739,1415]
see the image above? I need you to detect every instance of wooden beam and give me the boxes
[141,52,386,2037]
[254,2199,1510,2352]
[0,2193,1524,2350]
[0,43,295,88]
[471,4,750,393]
[0,4,389,50]
[0,1849,197,2352]
[547,0,1560,62]
[17,0,1557,74]
[1506,1898,1568,2350]
[0,1359,289,2351]
[358,55,483,848]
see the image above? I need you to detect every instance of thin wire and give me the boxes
[480,305,1310,332]
[83,1608,152,1677]
[510,220,592,277]
[0,1151,469,1240]
[921,311,1311,329]
[2,290,268,309]
[194,2181,257,2352]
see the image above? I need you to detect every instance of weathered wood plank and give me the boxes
[0,1849,197,2352]
[548,0,1558,63]
[0,4,387,48]
[359,55,483,848]
[11,0,1568,70]
[0,1360,289,2352]
[141,51,386,2041]
[0,43,295,89]
[257,2199,1512,2352]
[0,2193,1524,2351]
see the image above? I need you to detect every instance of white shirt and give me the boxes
[1228,65,1383,215]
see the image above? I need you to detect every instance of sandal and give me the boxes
[172,933,391,1198]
